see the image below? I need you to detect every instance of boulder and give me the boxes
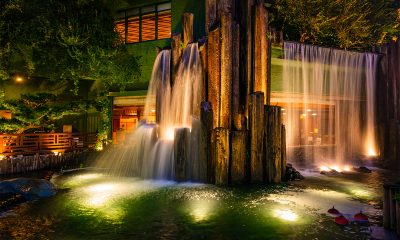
[0,178,56,200]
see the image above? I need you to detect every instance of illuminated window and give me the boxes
[115,2,171,44]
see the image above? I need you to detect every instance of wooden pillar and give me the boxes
[230,130,248,184]
[174,128,190,181]
[249,92,264,182]
[241,0,253,120]
[207,27,221,129]
[213,128,230,185]
[200,101,213,183]
[171,33,182,86]
[182,13,194,46]
[220,12,232,129]
[265,106,282,183]
[253,2,268,104]
[217,0,233,17]
[206,0,217,33]
[281,124,287,181]
[232,23,241,130]
[199,41,208,102]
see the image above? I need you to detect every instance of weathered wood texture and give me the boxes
[220,12,233,129]
[213,128,230,185]
[240,0,253,119]
[182,13,194,46]
[0,151,88,175]
[217,0,233,17]
[232,23,241,130]
[174,128,190,181]
[230,130,248,184]
[207,27,221,129]
[281,124,287,181]
[265,106,282,183]
[253,2,269,104]
[171,33,182,86]
[206,0,217,33]
[199,41,208,101]
[383,184,400,232]
[249,92,264,182]
[374,40,400,170]
[200,102,213,183]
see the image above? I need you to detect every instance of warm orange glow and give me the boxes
[16,77,23,82]
[367,148,377,157]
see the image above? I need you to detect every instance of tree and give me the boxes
[0,92,91,133]
[271,0,400,50]
[0,0,141,93]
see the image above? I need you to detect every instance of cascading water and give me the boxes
[282,42,378,169]
[94,43,203,180]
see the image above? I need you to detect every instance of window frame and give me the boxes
[115,1,172,44]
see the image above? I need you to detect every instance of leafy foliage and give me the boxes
[0,0,141,92]
[271,0,400,50]
[0,92,91,133]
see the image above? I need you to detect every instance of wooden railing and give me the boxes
[0,132,98,157]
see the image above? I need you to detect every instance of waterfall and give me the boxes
[93,43,203,180]
[282,42,378,168]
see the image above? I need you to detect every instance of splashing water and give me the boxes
[282,42,378,167]
[94,44,203,180]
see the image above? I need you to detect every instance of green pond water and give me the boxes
[1,169,398,240]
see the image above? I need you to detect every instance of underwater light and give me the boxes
[189,200,215,222]
[320,166,330,171]
[274,209,298,222]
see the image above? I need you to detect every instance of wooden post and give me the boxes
[232,23,241,130]
[217,0,233,17]
[253,2,268,104]
[171,33,182,86]
[199,40,208,101]
[265,106,282,183]
[220,12,232,129]
[281,124,287,181]
[206,0,217,33]
[200,101,213,183]
[241,0,253,120]
[249,92,264,183]
[231,130,248,184]
[182,13,194,47]
[174,128,190,181]
[207,27,221,129]
[213,128,230,185]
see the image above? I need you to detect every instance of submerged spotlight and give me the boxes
[274,209,298,222]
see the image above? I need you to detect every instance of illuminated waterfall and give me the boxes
[282,42,378,168]
[94,43,203,179]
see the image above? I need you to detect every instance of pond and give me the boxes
[0,168,398,240]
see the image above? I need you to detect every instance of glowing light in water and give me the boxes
[274,209,298,222]
[320,166,330,171]
[188,200,215,222]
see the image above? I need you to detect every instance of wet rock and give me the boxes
[0,178,56,200]
[320,169,341,176]
[353,166,372,173]
[285,163,304,181]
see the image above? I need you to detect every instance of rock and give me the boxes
[353,166,372,173]
[0,178,56,200]
[285,163,304,181]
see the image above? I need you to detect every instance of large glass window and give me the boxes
[115,2,171,44]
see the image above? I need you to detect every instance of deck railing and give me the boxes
[0,132,97,157]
